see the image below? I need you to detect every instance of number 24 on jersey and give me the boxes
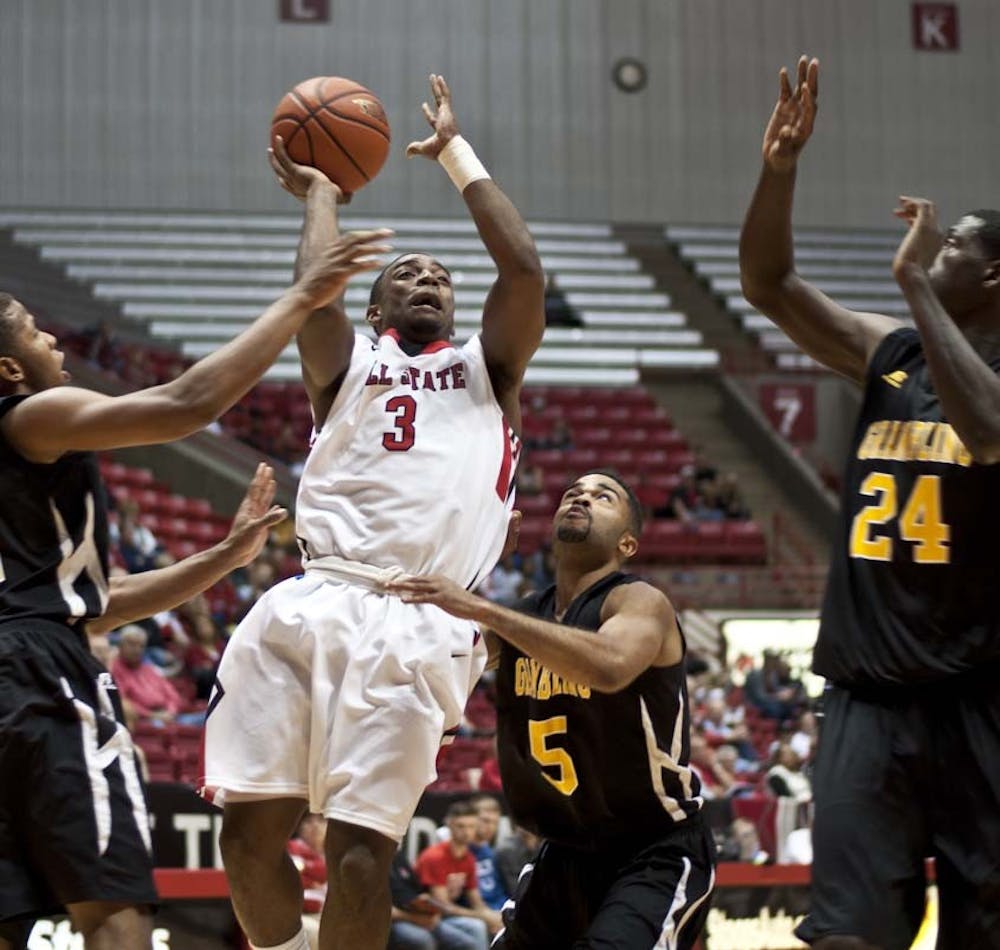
[850,472,950,564]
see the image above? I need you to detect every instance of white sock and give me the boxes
[249,927,310,950]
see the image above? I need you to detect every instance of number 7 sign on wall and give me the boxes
[759,382,816,444]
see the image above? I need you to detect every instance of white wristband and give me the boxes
[437,136,491,193]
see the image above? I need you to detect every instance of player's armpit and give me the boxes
[749,275,901,384]
[1,385,210,463]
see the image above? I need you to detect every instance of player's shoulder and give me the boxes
[865,326,922,383]
[602,575,673,615]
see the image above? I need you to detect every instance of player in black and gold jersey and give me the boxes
[389,471,715,950]
[0,220,389,949]
[741,56,1000,950]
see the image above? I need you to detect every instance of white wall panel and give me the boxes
[0,0,998,227]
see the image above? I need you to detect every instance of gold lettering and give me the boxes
[537,670,551,700]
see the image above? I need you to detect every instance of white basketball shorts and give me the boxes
[202,571,486,841]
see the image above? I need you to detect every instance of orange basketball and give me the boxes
[270,77,391,194]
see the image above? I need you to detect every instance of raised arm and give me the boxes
[88,464,285,634]
[739,56,899,384]
[388,574,678,694]
[407,75,545,418]
[270,138,356,424]
[892,197,1000,463]
[2,230,390,464]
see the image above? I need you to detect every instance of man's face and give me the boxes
[368,254,455,343]
[553,473,633,551]
[928,215,1000,317]
[118,635,146,668]
[0,301,67,393]
[448,814,479,847]
[475,804,501,844]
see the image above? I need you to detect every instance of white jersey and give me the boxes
[295,330,520,589]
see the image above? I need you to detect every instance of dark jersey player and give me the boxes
[390,472,715,949]
[741,57,1000,950]
[0,222,389,950]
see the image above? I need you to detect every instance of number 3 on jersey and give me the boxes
[849,472,950,564]
[383,395,416,451]
[529,716,579,796]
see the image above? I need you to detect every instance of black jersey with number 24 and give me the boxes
[817,328,1000,688]
[496,571,702,851]
[0,394,110,626]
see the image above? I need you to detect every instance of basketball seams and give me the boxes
[319,103,391,142]
[272,77,389,192]
[308,117,370,183]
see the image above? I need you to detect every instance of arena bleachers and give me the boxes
[665,224,907,370]
[1,209,718,386]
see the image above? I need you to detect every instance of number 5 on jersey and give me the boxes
[383,395,416,451]
[529,716,579,796]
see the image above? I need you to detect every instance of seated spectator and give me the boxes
[714,743,759,788]
[789,709,818,767]
[691,480,727,522]
[184,613,225,701]
[113,498,168,574]
[469,795,507,911]
[715,472,751,519]
[538,418,573,451]
[542,272,581,327]
[493,826,541,899]
[389,849,487,950]
[515,462,544,496]
[688,733,737,799]
[111,625,202,726]
[744,651,804,722]
[478,554,523,607]
[720,817,771,865]
[660,464,703,522]
[766,742,813,803]
[288,813,328,950]
[415,801,500,941]
[698,694,758,763]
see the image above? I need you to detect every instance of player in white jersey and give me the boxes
[205,74,545,950]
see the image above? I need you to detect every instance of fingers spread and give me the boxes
[779,67,792,102]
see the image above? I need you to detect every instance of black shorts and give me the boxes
[0,621,157,923]
[797,679,1000,949]
[494,817,715,950]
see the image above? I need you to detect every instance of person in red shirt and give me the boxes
[111,625,197,725]
[415,801,499,942]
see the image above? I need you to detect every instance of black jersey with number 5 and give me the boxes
[495,571,702,851]
[0,395,110,626]
[816,327,1000,688]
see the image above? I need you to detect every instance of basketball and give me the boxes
[270,77,391,194]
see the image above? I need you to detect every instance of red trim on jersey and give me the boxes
[381,328,454,354]
[494,419,521,501]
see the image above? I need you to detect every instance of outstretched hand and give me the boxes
[269,135,351,204]
[294,228,394,310]
[406,74,461,160]
[892,196,942,275]
[386,574,487,622]
[762,56,819,173]
[223,463,288,568]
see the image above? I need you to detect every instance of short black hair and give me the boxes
[967,209,1000,259]
[445,800,478,821]
[0,293,20,357]
[569,469,644,537]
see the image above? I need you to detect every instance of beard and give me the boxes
[556,515,591,543]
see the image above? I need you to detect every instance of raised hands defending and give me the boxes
[406,73,460,161]
[293,228,393,310]
[762,56,819,173]
[892,196,943,278]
